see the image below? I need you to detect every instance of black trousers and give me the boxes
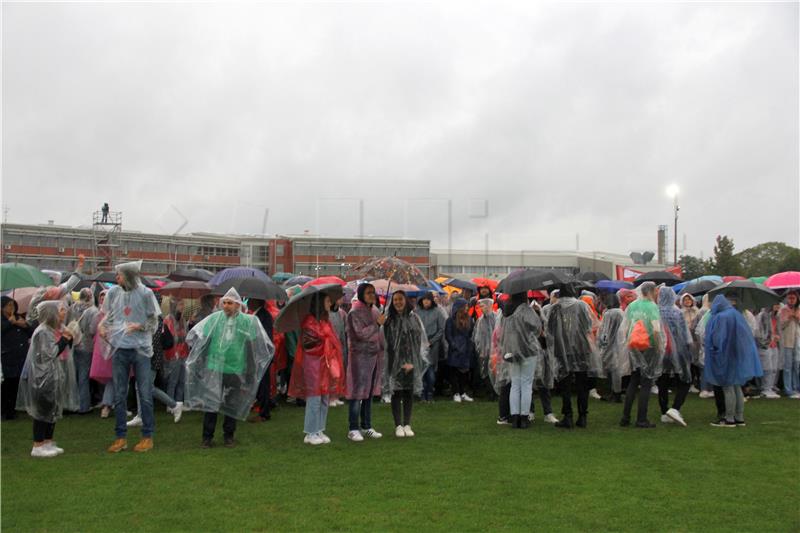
[202,412,236,440]
[449,367,469,395]
[623,370,653,424]
[2,377,20,419]
[713,386,726,418]
[533,387,553,416]
[558,371,589,418]
[498,383,511,419]
[657,375,690,414]
[33,419,55,442]
[255,363,272,419]
[391,390,413,426]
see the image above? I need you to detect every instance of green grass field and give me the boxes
[2,395,799,532]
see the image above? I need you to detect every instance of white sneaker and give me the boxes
[403,425,415,437]
[650,386,659,395]
[666,408,687,427]
[589,388,602,400]
[45,442,65,455]
[661,414,674,424]
[453,394,462,403]
[318,432,331,444]
[699,390,714,399]
[126,415,143,427]
[31,445,58,458]
[528,413,535,423]
[461,393,474,402]
[304,433,324,445]
[172,402,183,423]
[381,394,392,404]
[362,428,382,439]
[764,391,781,399]
[347,430,364,442]
[395,425,405,438]
[791,393,800,399]
[689,385,700,394]
[544,413,559,424]
[166,406,173,414]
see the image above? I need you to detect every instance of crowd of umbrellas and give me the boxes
[2,257,798,323]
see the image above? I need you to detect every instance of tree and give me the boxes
[736,242,800,277]
[678,254,711,280]
[710,235,741,276]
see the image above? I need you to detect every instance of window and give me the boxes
[276,244,284,257]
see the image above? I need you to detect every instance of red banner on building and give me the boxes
[616,265,683,282]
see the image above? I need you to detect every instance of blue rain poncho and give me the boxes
[702,295,763,387]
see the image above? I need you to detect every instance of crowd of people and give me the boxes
[2,258,798,458]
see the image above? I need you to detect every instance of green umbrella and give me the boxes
[749,276,767,285]
[0,263,54,291]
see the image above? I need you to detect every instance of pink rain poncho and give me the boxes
[345,300,385,400]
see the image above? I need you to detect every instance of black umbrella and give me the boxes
[707,280,781,312]
[497,269,575,295]
[577,271,610,282]
[440,278,478,292]
[275,283,345,333]
[633,271,682,287]
[160,281,212,299]
[679,279,720,296]
[167,268,214,282]
[89,271,158,288]
[211,277,287,302]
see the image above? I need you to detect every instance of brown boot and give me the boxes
[133,438,153,452]
[107,439,127,453]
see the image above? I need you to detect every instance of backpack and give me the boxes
[628,320,651,351]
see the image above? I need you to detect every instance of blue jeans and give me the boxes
[348,398,372,431]
[509,356,536,416]
[783,347,800,395]
[113,348,154,438]
[73,349,93,413]
[303,396,329,435]
[422,366,436,400]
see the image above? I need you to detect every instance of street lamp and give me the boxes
[666,184,680,265]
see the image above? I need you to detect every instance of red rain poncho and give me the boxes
[288,314,345,399]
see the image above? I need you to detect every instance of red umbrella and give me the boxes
[765,271,800,290]
[722,275,747,283]
[302,276,346,288]
[472,278,499,292]
[527,290,549,300]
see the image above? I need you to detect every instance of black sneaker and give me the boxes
[224,437,236,448]
[734,420,746,427]
[619,418,630,427]
[201,439,213,449]
[710,420,737,428]
[635,421,656,429]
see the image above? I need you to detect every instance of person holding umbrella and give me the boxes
[705,295,763,426]
[383,290,428,438]
[287,291,345,445]
[778,291,800,398]
[345,283,385,442]
[185,287,274,448]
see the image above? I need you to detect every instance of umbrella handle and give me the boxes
[382,280,392,312]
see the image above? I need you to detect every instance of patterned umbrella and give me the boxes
[368,280,421,296]
[350,256,427,286]
[208,267,272,287]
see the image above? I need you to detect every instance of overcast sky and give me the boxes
[2,2,798,258]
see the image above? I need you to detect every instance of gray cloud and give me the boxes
[3,2,798,258]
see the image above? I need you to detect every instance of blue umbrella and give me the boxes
[672,281,689,293]
[209,267,272,287]
[425,280,447,294]
[595,280,635,292]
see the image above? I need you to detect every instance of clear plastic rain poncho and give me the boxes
[26,266,84,326]
[16,302,71,422]
[101,261,161,358]
[473,299,497,380]
[621,283,667,380]
[658,286,693,383]
[756,308,781,373]
[546,295,601,381]
[184,288,275,420]
[693,295,712,367]
[488,319,509,394]
[597,308,627,383]
[382,309,429,396]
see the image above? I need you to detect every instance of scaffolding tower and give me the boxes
[92,210,122,272]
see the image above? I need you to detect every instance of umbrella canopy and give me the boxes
[211,277,287,302]
[1,286,42,314]
[707,280,781,312]
[722,275,747,283]
[167,268,214,282]
[424,280,447,294]
[274,283,344,333]
[595,280,635,292]
[208,267,272,287]
[90,271,158,288]
[283,275,314,287]
[765,271,800,290]
[270,272,295,284]
[349,256,428,286]
[368,279,421,296]
[749,276,768,285]
[0,263,54,291]
[678,279,721,296]
[577,271,610,282]
[302,276,346,288]
[159,281,212,299]
[497,269,574,295]
[471,278,499,291]
[441,278,478,292]
[633,271,682,287]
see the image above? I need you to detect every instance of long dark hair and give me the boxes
[308,293,330,321]
[387,290,411,321]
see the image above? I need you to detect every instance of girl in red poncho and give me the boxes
[288,293,345,446]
